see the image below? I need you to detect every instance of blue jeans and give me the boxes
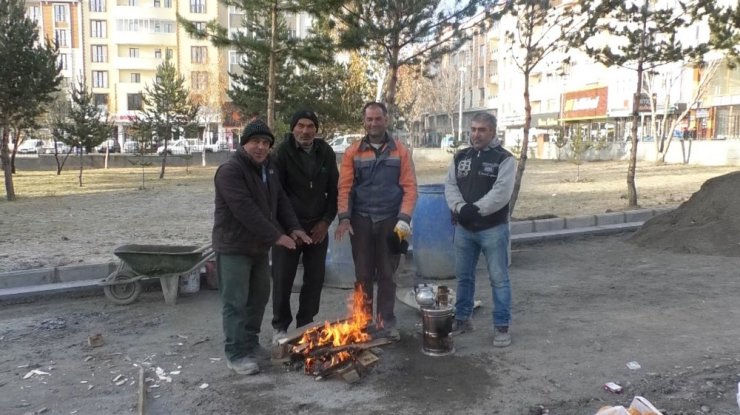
[453,223,511,327]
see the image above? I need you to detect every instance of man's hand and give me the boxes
[309,221,330,244]
[275,234,296,249]
[334,218,353,241]
[394,219,411,239]
[458,204,480,227]
[291,230,312,245]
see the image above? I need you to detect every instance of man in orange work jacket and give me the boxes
[335,102,417,341]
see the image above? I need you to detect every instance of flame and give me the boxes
[296,283,372,373]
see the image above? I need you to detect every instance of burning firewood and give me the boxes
[275,283,395,382]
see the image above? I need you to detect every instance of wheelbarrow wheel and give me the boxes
[103,270,142,305]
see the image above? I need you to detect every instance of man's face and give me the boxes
[363,106,388,138]
[292,118,317,147]
[243,137,272,163]
[469,121,495,151]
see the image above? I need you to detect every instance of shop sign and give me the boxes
[563,87,608,119]
[531,112,560,128]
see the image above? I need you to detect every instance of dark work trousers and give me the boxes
[217,252,270,361]
[349,214,400,327]
[271,236,329,331]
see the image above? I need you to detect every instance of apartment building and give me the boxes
[25,0,84,89]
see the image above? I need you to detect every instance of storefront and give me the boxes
[714,105,740,140]
[561,86,617,142]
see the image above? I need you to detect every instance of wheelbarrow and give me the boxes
[100,244,215,305]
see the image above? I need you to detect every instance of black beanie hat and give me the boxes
[240,120,275,146]
[290,110,319,131]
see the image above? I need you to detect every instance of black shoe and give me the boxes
[450,319,474,336]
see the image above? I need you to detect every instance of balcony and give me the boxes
[114,56,163,70]
[111,5,173,20]
[111,31,176,46]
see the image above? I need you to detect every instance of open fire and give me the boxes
[276,283,393,381]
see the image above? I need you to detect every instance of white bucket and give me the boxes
[179,269,201,294]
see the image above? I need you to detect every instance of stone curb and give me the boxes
[0,207,670,301]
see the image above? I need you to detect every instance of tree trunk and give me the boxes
[384,47,401,126]
[628,67,643,207]
[78,153,83,187]
[10,128,20,174]
[1,127,17,201]
[266,1,278,130]
[509,70,532,216]
[160,135,169,179]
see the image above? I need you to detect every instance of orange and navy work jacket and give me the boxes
[337,133,417,223]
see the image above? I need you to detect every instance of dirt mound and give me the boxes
[630,171,740,257]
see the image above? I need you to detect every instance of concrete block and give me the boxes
[652,207,674,218]
[533,218,565,233]
[0,269,55,289]
[56,262,117,283]
[0,280,101,301]
[624,209,655,223]
[564,215,596,229]
[510,220,534,235]
[595,212,626,226]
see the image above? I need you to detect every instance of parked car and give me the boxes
[123,141,140,153]
[156,139,191,155]
[16,139,44,154]
[330,134,363,154]
[97,139,121,153]
[41,141,71,155]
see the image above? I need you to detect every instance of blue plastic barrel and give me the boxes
[412,184,456,279]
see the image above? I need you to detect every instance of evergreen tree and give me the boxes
[180,0,332,129]
[317,0,490,122]
[0,0,62,200]
[572,0,708,207]
[52,79,113,186]
[135,58,199,179]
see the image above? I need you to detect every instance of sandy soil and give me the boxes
[0,160,736,273]
[1,234,739,414]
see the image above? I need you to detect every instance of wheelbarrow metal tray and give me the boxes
[113,244,204,276]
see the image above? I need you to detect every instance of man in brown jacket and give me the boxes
[212,120,311,375]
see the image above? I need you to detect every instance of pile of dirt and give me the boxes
[630,171,740,257]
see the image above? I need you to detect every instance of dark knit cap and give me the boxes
[240,120,275,146]
[290,110,319,131]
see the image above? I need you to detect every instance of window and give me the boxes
[91,45,107,62]
[154,49,162,59]
[190,0,205,13]
[127,93,143,111]
[478,66,484,79]
[479,88,485,102]
[91,20,106,38]
[131,73,141,83]
[191,71,208,90]
[190,21,206,38]
[93,94,109,108]
[153,0,160,6]
[166,49,173,59]
[28,6,41,22]
[164,0,172,7]
[92,71,108,88]
[129,48,139,58]
[90,0,105,12]
[128,0,137,6]
[53,4,67,22]
[54,29,68,47]
[191,46,207,64]
[479,44,485,58]
[58,53,68,70]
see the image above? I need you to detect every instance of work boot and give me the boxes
[493,326,511,348]
[226,356,259,375]
[450,319,474,336]
[271,329,287,346]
